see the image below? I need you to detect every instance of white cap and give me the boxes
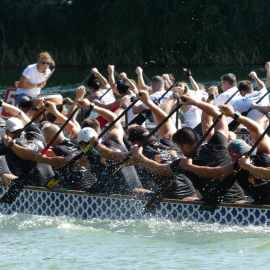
[5,117,24,132]
[77,127,98,143]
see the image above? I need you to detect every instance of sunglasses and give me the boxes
[40,61,50,66]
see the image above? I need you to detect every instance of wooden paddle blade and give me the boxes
[0,178,25,204]
[199,202,218,212]
[199,173,237,212]
[143,179,176,213]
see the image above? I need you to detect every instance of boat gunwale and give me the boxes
[4,184,270,211]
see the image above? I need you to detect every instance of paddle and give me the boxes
[7,108,47,142]
[143,72,152,85]
[45,97,142,189]
[44,68,55,82]
[0,107,80,204]
[228,88,270,131]
[112,99,187,176]
[129,72,186,127]
[193,88,240,136]
[143,108,231,212]
[200,121,270,212]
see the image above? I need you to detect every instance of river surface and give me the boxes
[0,65,270,269]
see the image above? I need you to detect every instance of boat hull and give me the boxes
[0,186,270,226]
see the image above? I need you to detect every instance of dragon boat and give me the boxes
[0,185,269,226]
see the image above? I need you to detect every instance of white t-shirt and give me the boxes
[182,105,202,128]
[94,89,115,105]
[141,90,181,127]
[232,88,269,121]
[16,64,51,97]
[122,93,145,128]
[215,87,241,123]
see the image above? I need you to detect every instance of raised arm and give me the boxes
[181,93,228,139]
[249,71,266,90]
[107,65,119,95]
[265,62,270,87]
[219,104,270,154]
[45,101,80,138]
[201,86,220,141]
[77,98,124,142]
[2,101,31,125]
[120,72,138,95]
[135,66,149,90]
[92,67,111,90]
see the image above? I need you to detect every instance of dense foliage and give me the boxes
[0,0,269,67]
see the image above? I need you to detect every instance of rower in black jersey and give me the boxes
[1,117,54,186]
[129,90,246,203]
[127,126,196,200]
[76,127,143,195]
[41,123,96,191]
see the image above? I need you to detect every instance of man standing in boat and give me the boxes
[16,52,54,112]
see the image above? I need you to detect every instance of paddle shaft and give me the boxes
[12,108,47,139]
[143,95,236,212]
[63,72,92,104]
[201,120,270,212]
[112,101,185,175]
[0,106,80,203]
[98,82,117,101]
[0,108,48,158]
[114,71,121,80]
[143,73,152,85]
[157,73,185,103]
[45,97,141,189]
[44,68,55,82]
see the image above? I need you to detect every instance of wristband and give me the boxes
[31,105,38,112]
[172,93,179,99]
[93,141,99,148]
[0,100,3,107]
[8,141,14,148]
[121,104,128,109]
[234,111,241,121]
[89,103,95,110]
[208,94,216,100]
[266,112,270,120]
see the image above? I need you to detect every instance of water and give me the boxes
[1,65,270,269]
[1,213,270,269]
[0,65,268,99]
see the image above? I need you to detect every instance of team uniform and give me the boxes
[140,91,181,127]
[93,89,116,105]
[85,139,143,195]
[137,137,196,199]
[235,152,270,204]
[52,138,96,190]
[232,88,269,122]
[0,124,54,186]
[215,87,241,124]
[181,105,202,128]
[170,131,246,202]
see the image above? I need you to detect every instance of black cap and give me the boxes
[128,126,158,144]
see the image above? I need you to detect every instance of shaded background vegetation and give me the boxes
[0,0,270,67]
